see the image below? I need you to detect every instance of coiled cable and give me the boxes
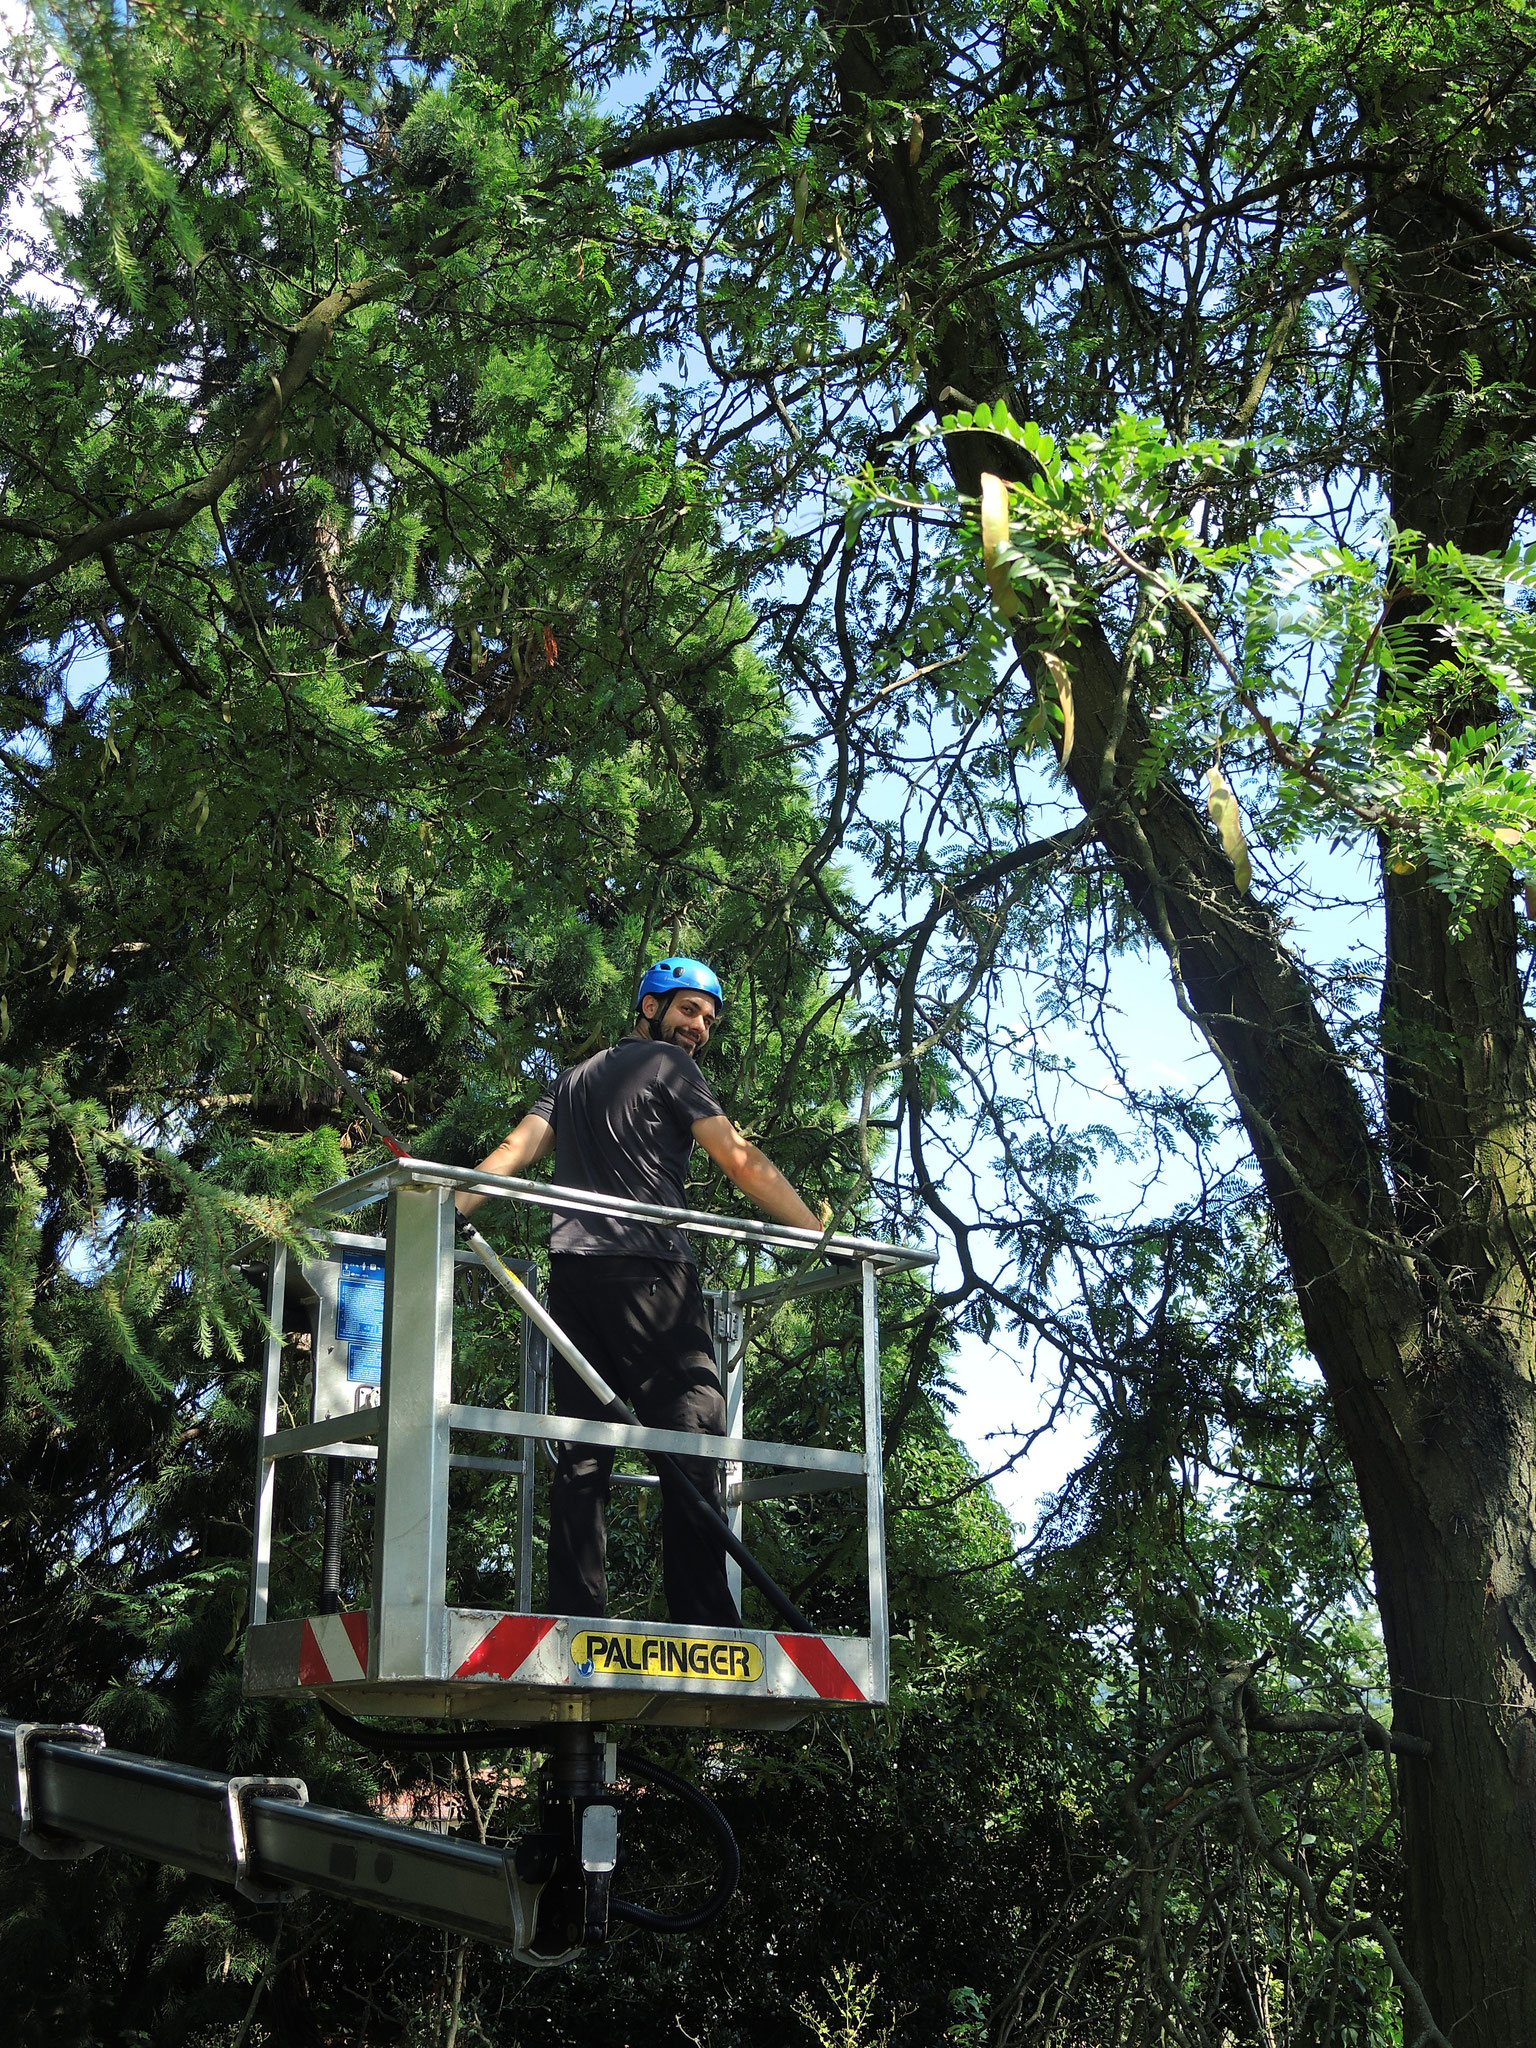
[608,1752,739,1932]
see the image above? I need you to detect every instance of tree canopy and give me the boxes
[4,0,1536,2041]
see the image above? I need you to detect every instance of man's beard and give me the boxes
[650,1007,706,1056]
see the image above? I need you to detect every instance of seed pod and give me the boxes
[1040,649,1075,768]
[979,471,1020,620]
[1206,766,1252,892]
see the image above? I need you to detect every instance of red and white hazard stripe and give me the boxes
[298,1611,369,1685]
[289,1608,869,1702]
[774,1633,866,1701]
[451,1613,556,1681]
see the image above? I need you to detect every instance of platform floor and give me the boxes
[244,1608,880,1731]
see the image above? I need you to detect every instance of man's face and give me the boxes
[641,989,717,1055]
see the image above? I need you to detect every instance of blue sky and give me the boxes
[945,835,1385,1530]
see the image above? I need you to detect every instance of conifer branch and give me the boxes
[0,222,479,595]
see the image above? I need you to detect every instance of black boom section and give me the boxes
[0,1717,533,1945]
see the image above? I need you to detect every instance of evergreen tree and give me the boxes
[2,0,1507,2040]
[0,7,1083,2040]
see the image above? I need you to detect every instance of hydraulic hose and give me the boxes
[609,1753,740,1933]
[316,1698,537,1753]
[313,1704,739,1933]
[458,1217,812,1634]
[318,1462,347,1616]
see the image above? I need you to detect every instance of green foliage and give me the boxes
[850,405,1536,918]
[0,12,1051,2043]
[7,0,1515,2037]
[795,1963,899,2048]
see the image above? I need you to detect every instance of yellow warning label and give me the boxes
[570,1630,763,1683]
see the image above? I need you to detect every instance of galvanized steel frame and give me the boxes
[248,1159,933,1707]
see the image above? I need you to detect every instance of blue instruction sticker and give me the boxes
[336,1255,385,1384]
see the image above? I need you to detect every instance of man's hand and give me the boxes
[692,1114,825,1235]
[457,1112,554,1217]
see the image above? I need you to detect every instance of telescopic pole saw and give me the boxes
[299,1016,815,1636]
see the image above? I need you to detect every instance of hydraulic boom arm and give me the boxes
[2,1715,738,1962]
[1,1716,543,1949]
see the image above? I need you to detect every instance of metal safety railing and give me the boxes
[247,1157,934,1706]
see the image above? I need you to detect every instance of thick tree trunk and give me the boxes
[1362,135,1536,2037]
[829,11,1536,2039]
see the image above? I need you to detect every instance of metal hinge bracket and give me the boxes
[226,1775,309,1903]
[13,1721,106,1860]
[714,1294,746,1373]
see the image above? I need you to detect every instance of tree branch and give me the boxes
[598,114,789,172]
[0,221,479,596]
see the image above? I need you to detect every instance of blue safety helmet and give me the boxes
[636,955,724,1017]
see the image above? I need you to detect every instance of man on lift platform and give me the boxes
[459,957,825,1628]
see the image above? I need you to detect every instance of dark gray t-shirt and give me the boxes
[531,1034,726,1259]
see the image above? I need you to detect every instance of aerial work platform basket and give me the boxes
[242,1159,934,1732]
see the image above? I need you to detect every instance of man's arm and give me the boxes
[455,1113,554,1217]
[692,1114,824,1233]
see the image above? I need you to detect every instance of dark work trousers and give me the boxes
[545,1255,739,1628]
